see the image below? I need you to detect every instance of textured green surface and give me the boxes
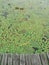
[0,0,49,53]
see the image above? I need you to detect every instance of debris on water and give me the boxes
[15,7,19,10]
[15,7,24,10]
[32,47,38,51]
[20,8,24,10]
[8,3,12,8]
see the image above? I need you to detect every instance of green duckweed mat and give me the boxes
[0,0,49,53]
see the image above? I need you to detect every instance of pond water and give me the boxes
[0,0,49,53]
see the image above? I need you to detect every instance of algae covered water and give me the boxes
[0,0,49,53]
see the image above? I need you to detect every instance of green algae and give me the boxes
[0,0,49,53]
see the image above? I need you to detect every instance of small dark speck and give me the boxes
[15,7,19,10]
[42,37,46,42]
[44,8,46,9]
[42,49,44,51]
[8,24,12,29]
[42,35,47,42]
[20,8,24,10]
[32,47,38,51]
[8,3,11,6]
[6,51,9,53]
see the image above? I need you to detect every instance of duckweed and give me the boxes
[0,0,49,53]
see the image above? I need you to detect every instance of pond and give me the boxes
[0,0,49,53]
